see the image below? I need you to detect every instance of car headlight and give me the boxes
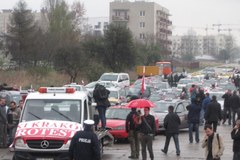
[63,139,71,149]
[113,126,125,130]
[15,138,28,149]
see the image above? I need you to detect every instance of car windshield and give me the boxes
[21,99,82,123]
[106,108,130,120]
[100,75,118,81]
[154,102,175,113]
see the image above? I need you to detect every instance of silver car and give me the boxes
[153,98,190,131]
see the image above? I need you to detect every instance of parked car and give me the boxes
[153,98,190,131]
[105,105,159,141]
[107,86,129,105]
[98,72,130,88]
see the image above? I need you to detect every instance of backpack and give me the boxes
[93,84,108,100]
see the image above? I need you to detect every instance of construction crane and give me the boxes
[212,24,221,31]
[172,25,215,36]
[212,23,240,34]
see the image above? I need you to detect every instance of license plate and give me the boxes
[36,158,54,160]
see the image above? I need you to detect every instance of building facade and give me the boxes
[81,17,109,36]
[110,0,172,50]
[171,34,234,56]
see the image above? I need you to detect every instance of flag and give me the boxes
[141,66,146,95]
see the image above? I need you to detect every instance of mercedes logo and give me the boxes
[40,140,49,149]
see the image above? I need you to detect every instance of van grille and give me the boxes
[26,140,64,149]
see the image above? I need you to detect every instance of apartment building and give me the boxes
[81,17,109,36]
[0,9,48,35]
[110,0,172,50]
[171,34,233,56]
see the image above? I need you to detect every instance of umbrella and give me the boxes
[126,99,155,108]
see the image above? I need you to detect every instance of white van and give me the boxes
[98,72,130,88]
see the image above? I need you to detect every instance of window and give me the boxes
[140,10,145,16]
[140,22,145,28]
[140,33,145,39]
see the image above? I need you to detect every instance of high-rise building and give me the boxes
[171,34,234,56]
[0,9,48,35]
[81,17,109,36]
[110,0,172,51]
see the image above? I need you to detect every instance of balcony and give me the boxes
[112,15,129,21]
[157,17,172,26]
[159,28,172,35]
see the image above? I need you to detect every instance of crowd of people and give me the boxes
[0,98,23,148]
[123,83,240,160]
[2,81,240,160]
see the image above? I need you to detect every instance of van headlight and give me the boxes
[63,139,71,149]
[15,138,28,149]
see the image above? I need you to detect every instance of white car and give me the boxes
[98,72,130,88]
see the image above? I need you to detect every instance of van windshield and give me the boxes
[21,99,82,123]
[100,75,118,81]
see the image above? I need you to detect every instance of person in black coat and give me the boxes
[222,89,232,125]
[161,105,181,156]
[187,97,202,143]
[229,91,240,127]
[93,84,110,130]
[231,119,240,160]
[205,95,222,132]
[69,120,100,160]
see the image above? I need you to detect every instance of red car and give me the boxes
[105,105,159,140]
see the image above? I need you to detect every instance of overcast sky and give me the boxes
[1,0,240,44]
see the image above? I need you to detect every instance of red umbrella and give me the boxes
[126,99,155,108]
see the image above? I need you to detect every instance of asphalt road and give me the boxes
[102,124,233,160]
[0,124,234,160]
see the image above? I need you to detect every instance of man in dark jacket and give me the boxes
[139,107,156,160]
[0,98,8,148]
[205,95,222,132]
[93,84,110,130]
[187,97,202,143]
[231,119,240,160]
[125,96,140,159]
[161,105,181,156]
[222,89,232,125]
[69,119,100,160]
[229,90,240,127]
[126,107,140,159]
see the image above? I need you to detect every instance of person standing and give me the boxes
[161,105,181,156]
[229,91,240,127]
[126,107,141,159]
[0,98,8,148]
[17,100,24,110]
[69,119,100,160]
[139,107,156,160]
[231,119,240,160]
[202,93,211,124]
[187,97,202,143]
[202,124,224,160]
[205,95,222,132]
[222,89,232,125]
[93,84,110,130]
[7,101,21,145]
